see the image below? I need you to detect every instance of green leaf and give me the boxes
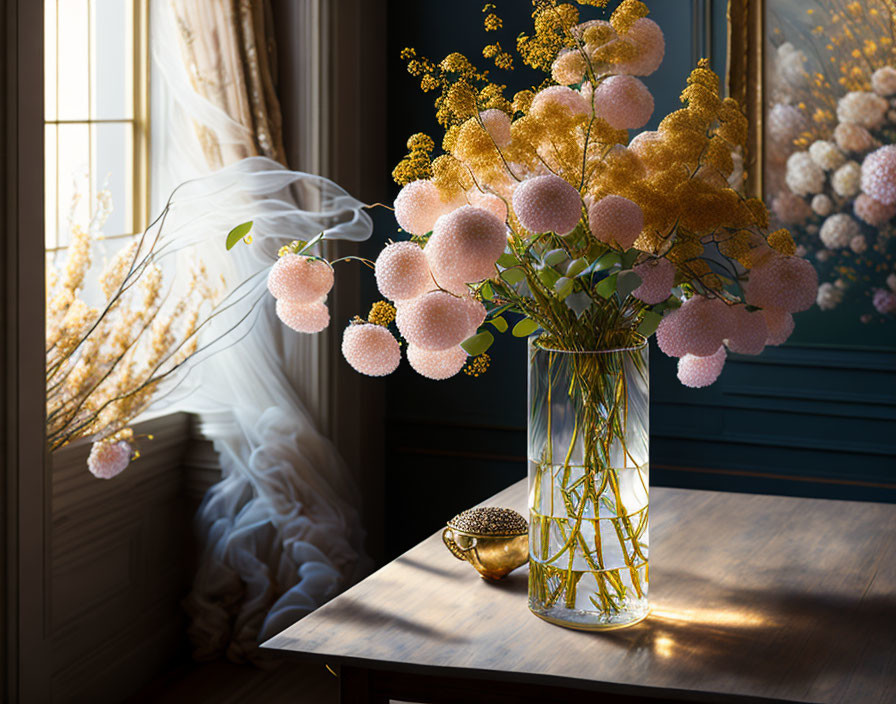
[616,270,642,300]
[621,249,640,269]
[544,248,568,267]
[480,282,494,300]
[497,252,519,268]
[565,291,592,318]
[512,318,539,337]
[637,310,663,337]
[594,252,621,272]
[566,257,587,278]
[500,268,526,285]
[595,272,618,299]
[298,231,325,254]
[538,267,560,289]
[225,221,253,250]
[554,276,574,300]
[488,315,508,333]
[461,330,494,356]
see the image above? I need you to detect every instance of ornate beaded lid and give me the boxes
[447,507,528,536]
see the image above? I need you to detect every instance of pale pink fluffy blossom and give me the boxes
[375,242,431,301]
[861,145,896,205]
[466,190,508,223]
[611,18,665,76]
[551,50,587,85]
[872,66,896,96]
[426,206,507,285]
[267,255,334,303]
[816,282,843,311]
[745,255,818,313]
[873,289,896,314]
[677,346,727,388]
[512,174,582,235]
[407,344,468,380]
[834,122,876,153]
[395,290,471,351]
[88,440,132,479]
[588,195,644,250]
[530,85,589,117]
[479,109,512,147]
[394,180,452,236]
[772,191,812,225]
[837,91,888,128]
[341,323,401,376]
[631,257,675,304]
[850,235,868,254]
[276,299,330,333]
[762,308,794,345]
[459,295,487,336]
[725,305,768,355]
[655,296,735,358]
[593,75,654,130]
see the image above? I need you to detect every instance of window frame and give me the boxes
[43,0,150,252]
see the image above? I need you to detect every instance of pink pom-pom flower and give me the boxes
[395,290,471,351]
[459,295,487,336]
[479,109,512,147]
[745,255,818,313]
[656,296,735,358]
[275,299,330,333]
[612,18,665,76]
[407,344,468,380]
[394,180,452,236]
[375,241,432,301]
[861,145,896,206]
[677,346,727,388]
[267,255,334,303]
[512,175,582,236]
[88,440,132,479]
[588,195,644,250]
[873,289,896,314]
[632,257,674,304]
[341,323,401,377]
[425,206,507,286]
[762,308,795,346]
[854,193,896,226]
[466,190,508,223]
[593,75,654,130]
[725,305,768,355]
[530,85,589,117]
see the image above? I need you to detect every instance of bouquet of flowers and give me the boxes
[243,0,820,627]
[263,0,817,386]
[766,0,896,321]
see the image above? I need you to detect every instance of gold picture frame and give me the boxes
[726,0,764,198]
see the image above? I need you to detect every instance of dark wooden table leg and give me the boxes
[339,665,389,704]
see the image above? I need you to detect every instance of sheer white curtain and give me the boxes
[149,0,372,662]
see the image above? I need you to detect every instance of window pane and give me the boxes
[91,0,133,120]
[44,0,57,120]
[57,0,90,121]
[56,123,90,247]
[92,121,133,237]
[45,124,58,248]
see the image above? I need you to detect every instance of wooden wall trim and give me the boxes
[4,0,47,701]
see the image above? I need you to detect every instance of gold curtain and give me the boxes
[170,0,286,168]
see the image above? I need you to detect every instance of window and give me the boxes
[43,0,149,251]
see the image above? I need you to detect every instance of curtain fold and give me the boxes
[150,0,371,663]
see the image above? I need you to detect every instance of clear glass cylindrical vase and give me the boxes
[527,337,649,630]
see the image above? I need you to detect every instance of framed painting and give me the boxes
[728,0,896,336]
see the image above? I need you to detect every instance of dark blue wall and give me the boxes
[377,0,896,559]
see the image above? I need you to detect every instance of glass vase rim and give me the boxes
[529,334,647,355]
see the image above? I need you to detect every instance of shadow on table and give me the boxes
[600,568,894,688]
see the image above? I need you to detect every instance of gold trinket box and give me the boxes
[442,507,528,581]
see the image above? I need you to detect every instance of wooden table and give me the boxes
[263,480,896,704]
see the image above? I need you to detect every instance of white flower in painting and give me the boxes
[809,140,846,171]
[872,66,896,97]
[785,151,825,196]
[836,91,888,129]
[816,282,843,310]
[777,43,808,86]
[811,193,834,217]
[831,161,862,198]
[819,213,860,249]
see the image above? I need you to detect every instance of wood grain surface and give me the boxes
[264,481,896,704]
